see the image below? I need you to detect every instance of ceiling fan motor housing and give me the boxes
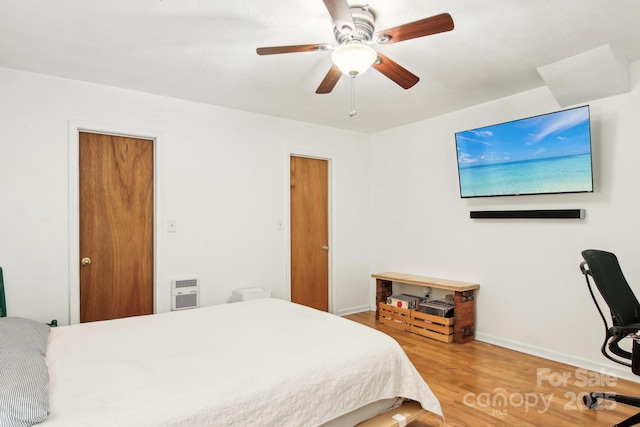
[333,6,375,45]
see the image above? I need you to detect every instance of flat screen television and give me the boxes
[455,105,594,198]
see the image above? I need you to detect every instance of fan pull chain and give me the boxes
[349,75,356,117]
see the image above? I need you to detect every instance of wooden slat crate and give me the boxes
[410,310,454,343]
[378,303,411,331]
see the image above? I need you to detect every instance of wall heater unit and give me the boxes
[171,277,200,311]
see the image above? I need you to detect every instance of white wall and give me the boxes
[369,61,640,381]
[0,67,371,323]
[3,60,640,381]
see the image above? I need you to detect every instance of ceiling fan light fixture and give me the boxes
[331,43,377,76]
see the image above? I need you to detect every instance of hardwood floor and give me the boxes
[344,311,640,427]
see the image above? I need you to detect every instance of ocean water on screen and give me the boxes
[459,153,592,198]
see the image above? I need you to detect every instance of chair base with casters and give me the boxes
[581,249,640,427]
[583,392,640,427]
[581,337,640,427]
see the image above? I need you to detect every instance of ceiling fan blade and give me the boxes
[322,0,356,33]
[316,65,342,94]
[256,44,330,55]
[372,52,419,89]
[374,13,454,45]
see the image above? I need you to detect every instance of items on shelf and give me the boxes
[386,293,422,309]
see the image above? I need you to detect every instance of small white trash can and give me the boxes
[232,287,272,302]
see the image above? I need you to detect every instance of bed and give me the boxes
[1,298,443,426]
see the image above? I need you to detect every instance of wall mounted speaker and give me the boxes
[470,209,584,219]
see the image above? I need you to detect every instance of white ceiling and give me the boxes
[1,0,640,133]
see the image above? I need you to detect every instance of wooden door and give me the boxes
[290,156,329,311]
[79,132,154,322]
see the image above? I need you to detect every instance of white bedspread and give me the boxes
[43,298,442,426]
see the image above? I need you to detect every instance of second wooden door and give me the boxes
[290,156,329,312]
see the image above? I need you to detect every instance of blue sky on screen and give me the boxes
[456,106,591,168]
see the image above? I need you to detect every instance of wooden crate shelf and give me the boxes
[378,303,411,331]
[410,309,454,343]
[379,303,454,343]
[373,272,480,344]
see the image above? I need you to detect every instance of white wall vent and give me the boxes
[171,277,200,311]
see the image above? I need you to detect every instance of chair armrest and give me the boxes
[610,324,640,335]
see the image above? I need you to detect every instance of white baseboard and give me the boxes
[476,332,640,384]
[336,305,373,317]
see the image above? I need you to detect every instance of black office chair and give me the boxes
[0,266,6,317]
[580,249,640,427]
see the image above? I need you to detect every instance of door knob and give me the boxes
[81,257,92,266]
[322,245,329,252]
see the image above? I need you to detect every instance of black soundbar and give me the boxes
[470,209,584,219]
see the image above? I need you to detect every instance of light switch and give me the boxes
[167,219,177,232]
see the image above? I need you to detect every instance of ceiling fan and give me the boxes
[256,0,454,96]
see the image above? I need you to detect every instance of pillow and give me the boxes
[0,317,50,426]
[0,317,50,355]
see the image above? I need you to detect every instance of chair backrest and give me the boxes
[0,266,6,317]
[582,249,640,327]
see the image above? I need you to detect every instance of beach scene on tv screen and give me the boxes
[456,106,593,198]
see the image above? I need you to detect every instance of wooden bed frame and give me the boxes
[359,400,428,426]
